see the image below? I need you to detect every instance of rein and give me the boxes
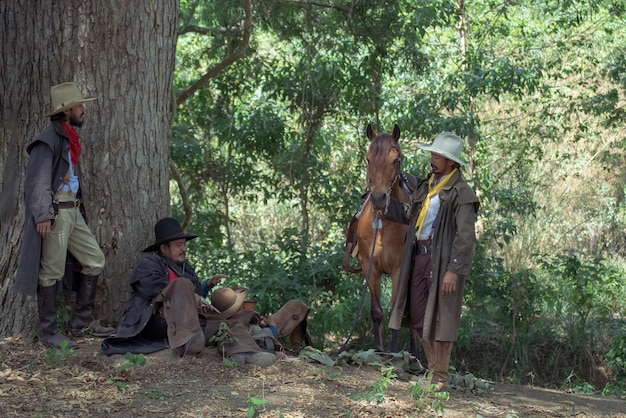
[338,211,383,355]
[366,155,414,215]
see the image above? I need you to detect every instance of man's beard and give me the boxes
[69,114,83,128]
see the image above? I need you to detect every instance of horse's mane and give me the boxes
[369,133,404,161]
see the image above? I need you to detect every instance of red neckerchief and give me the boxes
[61,121,81,165]
[167,267,178,282]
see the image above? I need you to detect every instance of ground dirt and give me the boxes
[0,336,625,418]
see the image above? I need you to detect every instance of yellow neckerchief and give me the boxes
[415,169,457,238]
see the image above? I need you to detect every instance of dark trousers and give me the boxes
[141,312,168,341]
[410,252,432,337]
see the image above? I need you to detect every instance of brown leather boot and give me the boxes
[70,275,115,337]
[264,300,312,349]
[418,339,435,389]
[215,320,277,367]
[422,339,435,371]
[230,351,277,367]
[173,330,205,357]
[38,285,79,349]
[431,341,453,391]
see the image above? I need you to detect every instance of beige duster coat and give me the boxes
[386,170,479,341]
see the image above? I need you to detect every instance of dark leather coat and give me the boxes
[15,120,85,296]
[115,253,202,339]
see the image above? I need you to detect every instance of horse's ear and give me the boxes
[366,124,376,141]
[393,124,400,141]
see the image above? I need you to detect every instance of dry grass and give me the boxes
[0,336,624,417]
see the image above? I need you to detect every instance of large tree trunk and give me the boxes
[0,0,179,337]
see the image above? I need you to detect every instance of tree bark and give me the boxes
[0,0,179,337]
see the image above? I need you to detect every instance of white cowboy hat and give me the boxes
[44,82,96,117]
[418,132,467,166]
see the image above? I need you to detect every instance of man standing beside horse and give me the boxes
[385,132,479,391]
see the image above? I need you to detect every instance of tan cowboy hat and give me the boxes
[210,287,248,319]
[418,132,467,166]
[44,82,96,117]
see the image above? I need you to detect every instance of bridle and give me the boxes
[366,145,413,215]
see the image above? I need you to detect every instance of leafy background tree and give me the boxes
[1,0,625,394]
[170,0,626,392]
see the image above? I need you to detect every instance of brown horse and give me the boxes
[347,124,416,352]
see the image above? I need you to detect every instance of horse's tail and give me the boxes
[342,242,362,274]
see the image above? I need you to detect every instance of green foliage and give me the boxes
[605,320,626,395]
[351,367,395,404]
[247,396,268,418]
[538,253,625,325]
[118,352,146,372]
[145,389,168,400]
[106,379,127,392]
[44,340,75,367]
[105,352,147,392]
[209,322,239,364]
[459,251,626,387]
[172,0,626,391]
[411,382,449,415]
[561,370,595,394]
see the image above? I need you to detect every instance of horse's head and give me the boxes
[365,124,403,213]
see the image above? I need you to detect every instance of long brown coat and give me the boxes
[386,170,479,341]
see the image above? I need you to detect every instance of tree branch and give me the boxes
[179,0,200,32]
[285,0,349,13]
[169,157,194,230]
[175,0,252,105]
[178,24,211,36]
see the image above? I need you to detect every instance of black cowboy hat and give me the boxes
[143,217,198,252]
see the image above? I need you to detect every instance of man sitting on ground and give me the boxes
[102,217,311,367]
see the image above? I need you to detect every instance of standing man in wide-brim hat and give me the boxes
[15,82,115,349]
[385,131,480,391]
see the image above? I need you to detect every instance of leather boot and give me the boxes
[230,351,277,367]
[38,285,79,349]
[422,339,435,371]
[173,330,205,357]
[213,320,277,367]
[70,275,115,337]
[418,339,435,389]
[431,341,453,391]
[264,300,312,349]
